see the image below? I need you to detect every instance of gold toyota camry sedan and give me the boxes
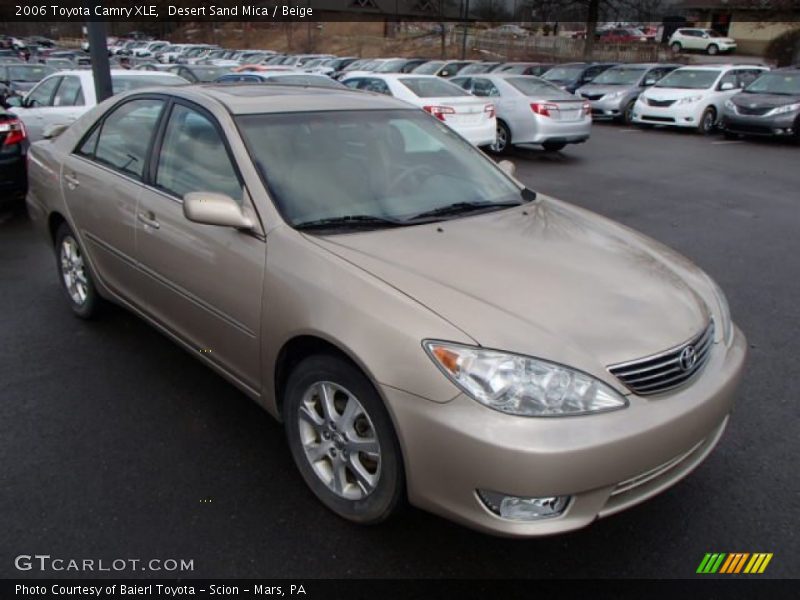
[26,84,747,536]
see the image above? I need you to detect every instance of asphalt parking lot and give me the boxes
[1,124,798,579]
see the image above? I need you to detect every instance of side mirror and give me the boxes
[643,78,657,86]
[183,192,253,230]
[43,123,69,139]
[720,82,735,91]
[498,160,516,177]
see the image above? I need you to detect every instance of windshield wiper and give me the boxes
[294,214,405,231]
[406,200,524,222]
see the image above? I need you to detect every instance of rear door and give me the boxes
[61,96,166,300]
[14,75,61,141]
[41,74,86,132]
[134,100,266,393]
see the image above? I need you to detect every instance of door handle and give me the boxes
[63,173,80,190]
[137,211,160,230]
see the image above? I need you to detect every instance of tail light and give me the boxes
[531,102,558,117]
[0,116,27,146]
[484,104,496,119]
[423,105,456,121]
[583,101,591,116]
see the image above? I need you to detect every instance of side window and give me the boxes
[26,76,61,107]
[155,104,243,203]
[362,79,390,95]
[450,77,471,91]
[52,76,82,107]
[93,98,165,180]
[472,78,500,97]
[718,71,737,90]
[737,69,762,88]
[343,78,362,89]
[583,67,603,81]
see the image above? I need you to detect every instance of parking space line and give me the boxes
[711,140,745,145]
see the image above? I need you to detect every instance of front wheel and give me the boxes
[698,107,717,135]
[489,120,511,155]
[284,354,404,524]
[622,99,636,125]
[55,223,101,319]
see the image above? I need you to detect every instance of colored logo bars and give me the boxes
[697,553,773,574]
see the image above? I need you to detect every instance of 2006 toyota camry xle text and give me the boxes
[25,84,746,536]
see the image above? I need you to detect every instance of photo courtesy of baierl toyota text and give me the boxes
[1,1,798,598]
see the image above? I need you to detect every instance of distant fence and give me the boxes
[474,33,677,63]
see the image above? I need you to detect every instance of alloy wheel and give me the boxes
[60,235,88,306]
[297,381,381,500]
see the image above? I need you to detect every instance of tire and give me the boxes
[671,42,682,53]
[707,44,719,56]
[542,141,567,152]
[489,120,511,155]
[621,99,636,125]
[284,354,404,524]
[698,107,717,135]
[55,223,101,319]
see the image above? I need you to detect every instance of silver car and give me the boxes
[576,63,680,124]
[451,73,591,153]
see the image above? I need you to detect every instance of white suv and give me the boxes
[632,65,768,133]
[669,28,737,55]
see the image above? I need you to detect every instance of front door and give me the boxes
[134,101,266,393]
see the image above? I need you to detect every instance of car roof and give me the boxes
[168,84,415,115]
[671,64,767,72]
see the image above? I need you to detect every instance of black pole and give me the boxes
[460,0,470,60]
[83,2,112,103]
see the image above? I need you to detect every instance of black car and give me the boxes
[721,67,800,141]
[541,62,618,93]
[0,64,56,105]
[0,109,28,205]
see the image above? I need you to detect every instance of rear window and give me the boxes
[398,77,469,98]
[267,75,343,88]
[111,74,185,94]
[506,77,570,98]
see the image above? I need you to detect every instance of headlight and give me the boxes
[707,278,733,346]
[768,102,800,116]
[676,95,703,105]
[724,99,736,111]
[605,90,625,100]
[423,341,628,417]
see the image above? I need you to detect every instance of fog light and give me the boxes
[477,490,569,521]
[685,117,694,122]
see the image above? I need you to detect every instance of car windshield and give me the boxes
[191,67,232,82]
[655,69,720,90]
[398,77,469,98]
[237,109,522,229]
[7,65,54,81]
[413,61,445,75]
[743,71,800,95]
[591,66,647,85]
[111,74,185,93]
[459,63,498,75]
[506,77,571,98]
[374,59,407,73]
[267,75,343,88]
[542,66,584,82]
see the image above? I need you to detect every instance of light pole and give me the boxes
[83,1,112,103]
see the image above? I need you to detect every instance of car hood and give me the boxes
[10,81,36,92]
[577,83,634,96]
[732,92,800,109]
[310,197,712,381]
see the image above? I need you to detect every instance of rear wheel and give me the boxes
[707,44,719,55]
[55,223,101,319]
[284,354,404,524]
[489,120,511,155]
[698,107,717,135]
[671,42,682,53]
[542,141,567,152]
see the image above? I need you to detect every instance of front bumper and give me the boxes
[721,110,798,137]
[632,100,704,128]
[514,114,592,145]
[384,325,747,537]
[588,96,627,120]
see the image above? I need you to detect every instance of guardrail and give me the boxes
[474,33,676,63]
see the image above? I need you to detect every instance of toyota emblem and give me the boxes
[679,345,698,371]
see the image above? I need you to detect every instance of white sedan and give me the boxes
[8,69,186,142]
[341,73,496,147]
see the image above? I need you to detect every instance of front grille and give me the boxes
[644,98,676,107]
[726,122,773,135]
[641,115,675,123]
[734,105,771,116]
[582,93,605,101]
[608,321,714,396]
